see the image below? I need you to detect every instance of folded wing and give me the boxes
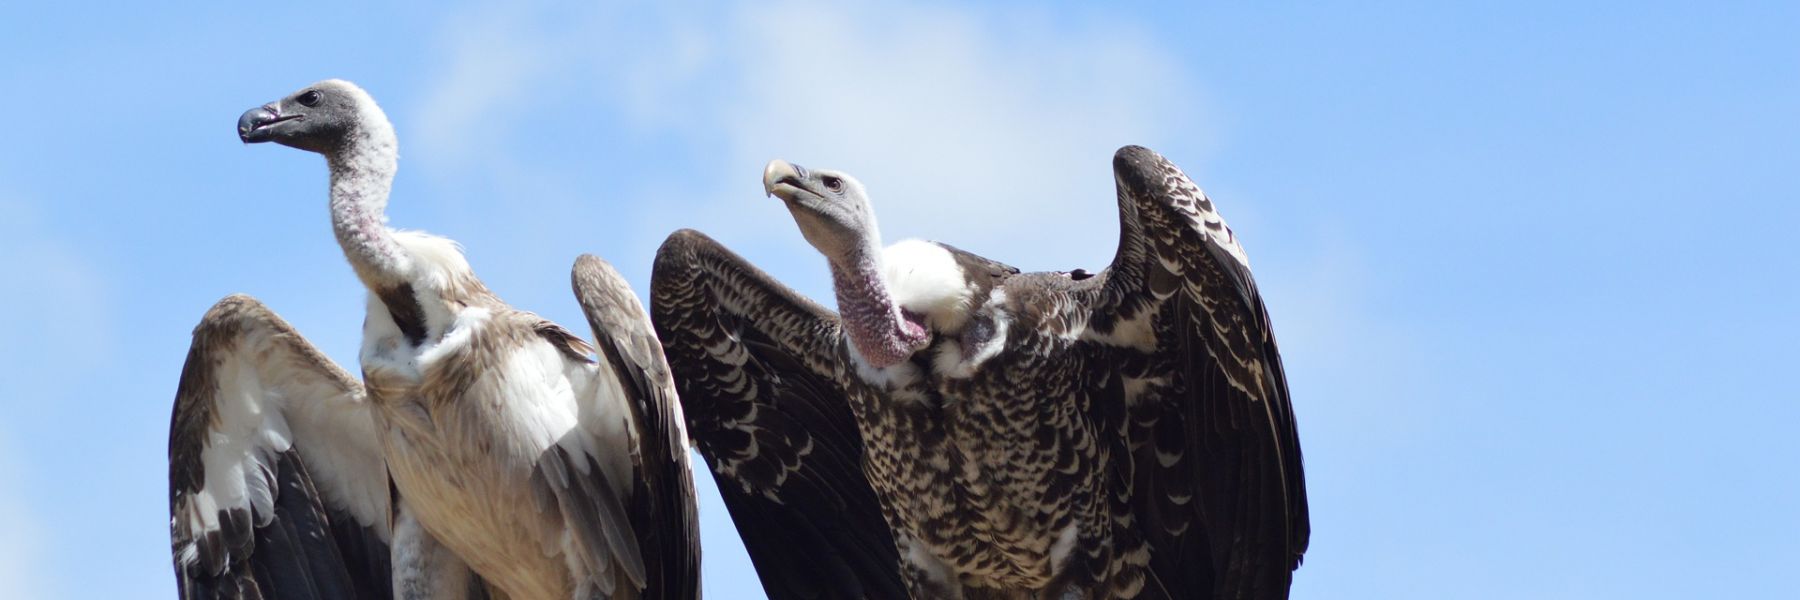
[565,255,702,600]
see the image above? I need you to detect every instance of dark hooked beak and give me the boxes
[237,104,299,143]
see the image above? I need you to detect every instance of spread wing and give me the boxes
[168,294,393,600]
[568,255,702,600]
[1087,146,1309,599]
[650,229,907,600]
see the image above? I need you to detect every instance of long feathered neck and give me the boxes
[828,242,928,369]
[324,119,407,283]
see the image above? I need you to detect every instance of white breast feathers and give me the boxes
[881,239,978,333]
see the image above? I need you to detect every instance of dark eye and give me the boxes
[822,176,843,192]
[297,90,323,107]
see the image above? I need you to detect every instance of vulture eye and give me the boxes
[297,90,323,107]
[822,176,844,193]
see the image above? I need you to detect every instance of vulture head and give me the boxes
[237,79,390,155]
[763,160,882,266]
[764,159,938,369]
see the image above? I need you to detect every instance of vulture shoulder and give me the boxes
[650,229,907,600]
[1085,146,1309,599]
[168,294,392,600]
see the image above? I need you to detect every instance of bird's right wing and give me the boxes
[169,295,393,600]
[650,230,907,600]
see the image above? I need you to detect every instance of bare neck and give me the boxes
[324,126,407,283]
[829,246,928,369]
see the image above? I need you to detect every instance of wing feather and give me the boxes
[650,229,908,600]
[1089,147,1309,599]
[568,254,702,600]
[168,294,393,600]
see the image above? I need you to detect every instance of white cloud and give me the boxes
[411,0,1207,272]
[412,6,561,167]
[705,1,1203,267]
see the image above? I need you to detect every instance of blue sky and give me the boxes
[1,1,1796,598]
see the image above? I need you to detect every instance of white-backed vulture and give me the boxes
[168,80,698,600]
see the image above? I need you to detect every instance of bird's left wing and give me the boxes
[1084,146,1309,599]
[564,254,702,600]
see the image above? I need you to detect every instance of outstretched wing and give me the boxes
[569,255,702,600]
[651,229,907,600]
[1087,146,1309,599]
[169,294,393,600]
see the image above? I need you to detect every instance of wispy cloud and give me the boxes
[408,0,1414,445]
[709,3,1200,256]
[411,0,1204,272]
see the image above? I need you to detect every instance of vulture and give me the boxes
[650,147,1308,599]
[168,80,698,600]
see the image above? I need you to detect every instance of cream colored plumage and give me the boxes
[169,80,697,600]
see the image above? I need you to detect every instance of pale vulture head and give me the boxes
[763,160,882,266]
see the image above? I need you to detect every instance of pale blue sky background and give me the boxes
[1,1,1795,598]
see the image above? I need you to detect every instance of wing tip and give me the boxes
[651,229,728,298]
[571,253,616,277]
[571,253,626,302]
[1112,144,1162,174]
[1113,143,1156,161]
[654,229,717,265]
[1110,144,1183,198]
[194,293,270,335]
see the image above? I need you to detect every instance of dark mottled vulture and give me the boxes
[651,146,1307,599]
[168,80,698,599]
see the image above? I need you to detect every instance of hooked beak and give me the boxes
[237,104,301,144]
[762,159,809,201]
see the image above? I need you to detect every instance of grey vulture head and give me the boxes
[763,159,882,267]
[237,79,386,154]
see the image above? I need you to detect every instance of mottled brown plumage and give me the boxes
[652,146,1307,599]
